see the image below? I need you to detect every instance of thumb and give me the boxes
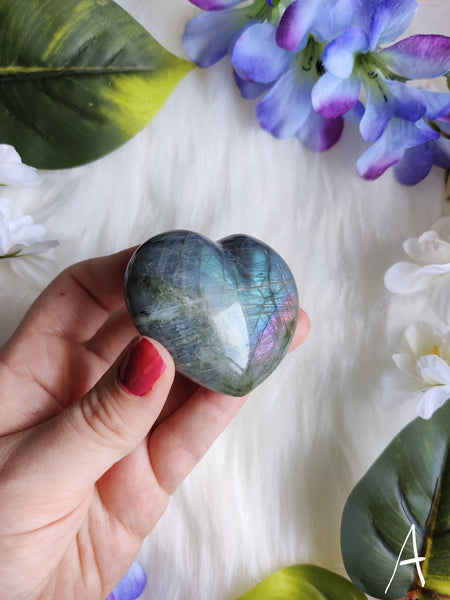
[22,337,175,496]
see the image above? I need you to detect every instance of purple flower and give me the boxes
[380,34,450,79]
[106,562,147,600]
[311,1,450,144]
[182,0,450,185]
[182,7,253,68]
[356,118,440,181]
[393,115,450,185]
[182,0,281,68]
[356,89,450,182]
[232,22,294,84]
[275,0,334,53]
[331,0,419,49]
[231,14,343,149]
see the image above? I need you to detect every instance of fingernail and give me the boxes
[119,337,166,396]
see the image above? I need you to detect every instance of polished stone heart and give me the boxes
[124,230,299,396]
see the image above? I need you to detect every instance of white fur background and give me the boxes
[1,1,449,598]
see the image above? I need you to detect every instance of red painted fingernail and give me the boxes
[119,337,166,396]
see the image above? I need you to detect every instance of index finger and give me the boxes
[16,247,136,344]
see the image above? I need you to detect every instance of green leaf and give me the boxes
[0,0,193,169]
[237,564,367,600]
[341,401,450,600]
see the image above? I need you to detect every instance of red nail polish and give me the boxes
[119,337,166,396]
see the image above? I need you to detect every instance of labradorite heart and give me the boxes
[124,230,299,396]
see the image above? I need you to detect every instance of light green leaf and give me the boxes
[341,400,450,600]
[237,564,367,600]
[0,0,193,169]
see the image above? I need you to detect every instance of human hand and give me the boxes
[0,248,310,600]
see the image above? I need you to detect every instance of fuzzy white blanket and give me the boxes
[1,1,449,598]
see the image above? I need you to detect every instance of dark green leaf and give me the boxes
[0,0,193,168]
[341,401,450,599]
[237,564,367,600]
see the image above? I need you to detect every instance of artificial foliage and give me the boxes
[341,400,450,600]
[237,564,366,600]
[0,0,192,169]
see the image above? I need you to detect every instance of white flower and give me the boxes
[381,321,450,419]
[0,197,58,259]
[0,144,42,187]
[384,217,450,324]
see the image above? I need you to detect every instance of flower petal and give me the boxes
[256,67,313,138]
[233,70,272,99]
[296,110,343,152]
[312,72,361,118]
[322,27,369,78]
[380,35,450,79]
[0,196,22,220]
[357,118,438,179]
[393,141,434,186]
[384,261,439,293]
[369,0,418,49]
[0,144,22,165]
[403,229,450,264]
[433,134,450,169]
[232,23,294,83]
[416,386,450,419]
[0,144,41,187]
[0,213,12,256]
[385,80,426,122]
[360,79,426,142]
[276,0,331,52]
[392,352,420,379]
[404,321,444,356]
[420,90,450,121]
[417,354,450,385]
[0,196,58,258]
[189,0,244,10]
[182,9,249,67]
[330,0,377,37]
[359,82,394,142]
[343,100,365,122]
[107,562,147,600]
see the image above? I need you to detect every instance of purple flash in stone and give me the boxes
[124,231,299,396]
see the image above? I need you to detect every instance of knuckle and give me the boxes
[77,386,134,449]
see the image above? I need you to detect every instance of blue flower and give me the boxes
[275,0,335,53]
[231,4,344,149]
[182,0,281,68]
[311,2,450,142]
[182,0,450,185]
[356,118,440,181]
[393,115,450,186]
[106,562,147,600]
[356,88,450,182]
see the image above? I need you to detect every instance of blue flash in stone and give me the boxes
[124,230,299,396]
